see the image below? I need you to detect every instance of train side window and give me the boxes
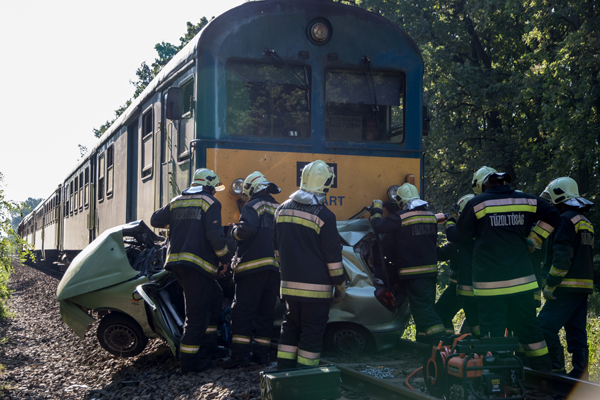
[69,181,74,216]
[178,79,194,161]
[325,69,405,143]
[64,187,69,218]
[84,167,90,208]
[74,176,79,214]
[98,153,105,202]
[226,60,311,139]
[79,172,84,210]
[141,109,154,179]
[106,145,114,198]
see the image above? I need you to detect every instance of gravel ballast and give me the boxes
[0,262,264,399]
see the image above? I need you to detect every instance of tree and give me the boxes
[10,197,43,232]
[93,17,211,137]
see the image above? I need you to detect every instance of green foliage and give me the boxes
[0,173,33,321]
[93,17,210,137]
[10,197,42,232]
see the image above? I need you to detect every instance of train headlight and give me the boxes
[307,19,332,45]
[311,22,329,42]
[231,178,244,195]
[387,185,400,201]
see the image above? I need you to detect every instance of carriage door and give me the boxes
[126,121,139,222]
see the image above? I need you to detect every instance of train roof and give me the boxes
[66,0,421,178]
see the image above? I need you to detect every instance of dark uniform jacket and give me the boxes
[273,199,345,303]
[151,189,232,279]
[437,241,458,284]
[232,191,280,278]
[445,221,475,298]
[370,206,438,280]
[543,209,594,294]
[456,185,560,297]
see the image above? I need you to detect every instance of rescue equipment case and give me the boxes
[259,365,341,400]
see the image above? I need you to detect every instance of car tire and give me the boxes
[325,323,372,355]
[97,312,148,357]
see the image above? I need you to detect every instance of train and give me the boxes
[19,0,427,269]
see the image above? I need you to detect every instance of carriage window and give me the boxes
[326,69,405,143]
[84,167,89,208]
[64,187,69,218]
[141,109,153,178]
[106,145,114,197]
[98,153,105,201]
[74,176,79,214]
[69,181,74,216]
[79,172,84,210]
[178,79,194,160]
[226,61,310,138]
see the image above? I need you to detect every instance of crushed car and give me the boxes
[56,219,410,358]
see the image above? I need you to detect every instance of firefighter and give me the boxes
[456,166,560,371]
[537,177,594,379]
[436,194,481,337]
[150,168,232,374]
[370,183,446,343]
[223,171,281,369]
[274,160,346,369]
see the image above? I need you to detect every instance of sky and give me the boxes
[0,0,246,203]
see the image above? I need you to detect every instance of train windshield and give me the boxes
[326,69,405,143]
[226,61,311,139]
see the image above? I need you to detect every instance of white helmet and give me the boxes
[192,168,225,191]
[300,160,335,195]
[243,171,269,198]
[542,177,594,210]
[456,194,475,214]
[395,183,427,210]
[472,166,511,194]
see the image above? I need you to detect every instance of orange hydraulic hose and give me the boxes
[405,366,423,391]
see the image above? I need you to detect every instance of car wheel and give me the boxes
[325,323,371,355]
[97,312,148,357]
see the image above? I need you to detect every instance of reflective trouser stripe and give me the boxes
[399,264,438,276]
[523,341,549,357]
[254,337,271,347]
[232,335,251,345]
[473,280,538,296]
[180,344,200,354]
[297,349,320,366]
[277,344,298,360]
[205,325,217,334]
[235,257,278,273]
[426,324,445,336]
[445,328,454,334]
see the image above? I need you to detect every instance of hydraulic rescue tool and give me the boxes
[424,335,525,400]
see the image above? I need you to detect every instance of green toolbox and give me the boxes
[259,365,341,400]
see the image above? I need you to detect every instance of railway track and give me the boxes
[323,339,600,400]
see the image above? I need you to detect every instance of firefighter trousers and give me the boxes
[538,292,589,375]
[170,265,213,369]
[230,270,280,359]
[434,282,462,335]
[478,292,551,371]
[398,277,446,340]
[277,300,330,369]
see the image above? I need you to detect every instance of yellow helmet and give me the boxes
[243,171,268,198]
[192,168,225,191]
[542,177,580,204]
[300,160,335,194]
[471,166,511,194]
[395,183,420,206]
[456,194,475,214]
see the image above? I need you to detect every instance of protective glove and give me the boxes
[542,286,556,301]
[333,282,347,303]
[526,232,543,253]
[370,200,383,216]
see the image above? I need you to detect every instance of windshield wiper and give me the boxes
[362,56,379,112]
[265,48,311,90]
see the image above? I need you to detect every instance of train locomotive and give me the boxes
[19,0,427,268]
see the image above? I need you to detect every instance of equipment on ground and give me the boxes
[259,365,341,400]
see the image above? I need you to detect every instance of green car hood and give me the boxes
[56,224,140,301]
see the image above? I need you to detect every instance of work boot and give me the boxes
[207,346,230,360]
[180,358,212,374]
[548,346,566,374]
[222,355,251,369]
[568,350,589,380]
[251,351,270,365]
[527,353,552,372]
